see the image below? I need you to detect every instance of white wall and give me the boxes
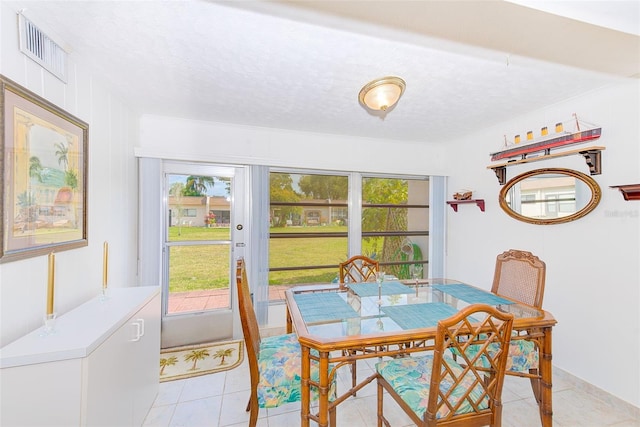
[0,3,140,346]
[136,115,447,176]
[445,79,640,408]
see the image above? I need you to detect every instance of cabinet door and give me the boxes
[82,317,133,426]
[131,293,161,426]
[0,359,82,426]
[82,292,161,426]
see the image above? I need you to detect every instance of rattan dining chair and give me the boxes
[339,254,380,389]
[236,258,336,427]
[492,249,546,309]
[492,249,546,404]
[339,255,379,288]
[376,304,515,427]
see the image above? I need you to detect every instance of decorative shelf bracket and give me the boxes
[580,149,602,175]
[610,184,640,201]
[492,166,507,185]
[447,199,485,212]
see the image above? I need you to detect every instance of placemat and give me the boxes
[348,281,413,297]
[431,284,514,305]
[381,303,459,330]
[293,292,360,323]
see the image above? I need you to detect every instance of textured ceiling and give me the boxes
[4,1,639,144]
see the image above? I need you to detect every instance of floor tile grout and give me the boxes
[144,353,640,427]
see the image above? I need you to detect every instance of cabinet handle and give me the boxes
[131,319,145,342]
[136,318,145,337]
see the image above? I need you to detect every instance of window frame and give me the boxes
[268,169,430,284]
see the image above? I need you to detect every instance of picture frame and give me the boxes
[1,75,88,262]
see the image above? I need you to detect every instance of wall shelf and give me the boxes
[447,199,485,212]
[610,184,640,201]
[487,145,605,185]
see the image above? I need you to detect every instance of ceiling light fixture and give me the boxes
[358,76,406,113]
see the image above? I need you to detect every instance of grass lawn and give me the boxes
[168,226,395,292]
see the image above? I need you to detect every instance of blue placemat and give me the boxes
[431,284,514,305]
[293,293,360,323]
[348,281,413,297]
[381,303,459,329]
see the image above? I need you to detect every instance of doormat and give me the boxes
[160,339,244,382]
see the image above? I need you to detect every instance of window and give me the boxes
[361,176,429,279]
[269,172,349,290]
[269,170,429,301]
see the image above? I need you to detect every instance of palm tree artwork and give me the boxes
[55,140,79,190]
[54,141,69,171]
[184,348,210,371]
[159,356,178,376]
[212,347,236,365]
[29,156,44,182]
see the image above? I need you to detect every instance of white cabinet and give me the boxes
[0,287,160,426]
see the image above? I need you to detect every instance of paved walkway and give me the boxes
[168,285,293,314]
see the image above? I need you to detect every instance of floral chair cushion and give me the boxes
[376,354,488,420]
[463,338,538,373]
[505,338,538,372]
[453,334,538,374]
[257,333,335,408]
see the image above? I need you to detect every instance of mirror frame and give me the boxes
[499,168,601,225]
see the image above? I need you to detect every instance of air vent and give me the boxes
[18,12,67,82]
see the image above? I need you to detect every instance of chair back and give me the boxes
[428,304,514,425]
[236,258,261,390]
[491,249,546,308]
[339,255,379,286]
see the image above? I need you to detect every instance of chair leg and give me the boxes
[377,378,384,427]
[493,400,504,427]
[351,358,357,391]
[529,368,542,404]
[246,392,258,427]
[343,349,357,395]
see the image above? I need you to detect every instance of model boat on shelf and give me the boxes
[490,114,602,162]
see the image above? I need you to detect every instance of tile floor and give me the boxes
[143,350,640,427]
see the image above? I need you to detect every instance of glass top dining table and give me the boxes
[285,278,557,427]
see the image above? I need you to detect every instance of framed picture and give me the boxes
[1,75,88,262]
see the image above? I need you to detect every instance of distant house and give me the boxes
[270,199,348,227]
[168,196,230,227]
[168,196,346,227]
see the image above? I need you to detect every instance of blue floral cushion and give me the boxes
[376,355,488,420]
[453,334,538,373]
[257,333,335,408]
[505,339,538,372]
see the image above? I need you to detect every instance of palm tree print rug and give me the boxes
[159,339,244,382]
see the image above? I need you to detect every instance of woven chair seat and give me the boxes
[258,333,335,408]
[377,354,489,420]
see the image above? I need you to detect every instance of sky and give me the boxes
[167,174,229,197]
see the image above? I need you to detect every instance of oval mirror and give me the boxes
[499,168,601,225]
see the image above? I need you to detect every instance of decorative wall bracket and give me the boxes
[447,199,485,212]
[610,184,640,201]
